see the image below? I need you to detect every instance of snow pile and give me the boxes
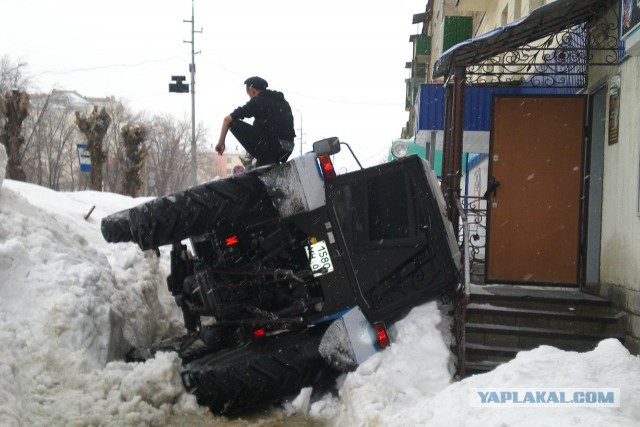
[0,180,215,426]
[307,329,640,427]
[310,302,455,425]
[422,339,640,427]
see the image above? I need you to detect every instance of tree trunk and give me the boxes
[0,90,29,181]
[119,124,148,197]
[75,106,111,191]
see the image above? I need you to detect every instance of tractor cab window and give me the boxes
[367,172,410,240]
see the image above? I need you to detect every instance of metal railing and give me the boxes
[453,194,487,378]
[458,195,487,278]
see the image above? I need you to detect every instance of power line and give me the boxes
[30,56,186,78]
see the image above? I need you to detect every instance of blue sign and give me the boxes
[77,144,91,172]
[232,165,245,175]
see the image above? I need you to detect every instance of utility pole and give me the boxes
[184,0,202,186]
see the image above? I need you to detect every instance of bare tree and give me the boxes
[75,106,111,191]
[0,90,29,181]
[119,123,148,196]
[0,56,28,93]
[145,114,192,196]
[97,98,135,192]
[21,92,84,190]
[0,56,28,134]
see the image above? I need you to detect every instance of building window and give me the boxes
[227,157,232,163]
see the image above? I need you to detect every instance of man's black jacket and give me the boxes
[230,90,295,141]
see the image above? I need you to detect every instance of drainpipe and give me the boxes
[450,65,466,234]
[441,81,454,198]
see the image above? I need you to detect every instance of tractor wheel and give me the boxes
[181,327,333,415]
[101,208,134,243]
[125,172,277,250]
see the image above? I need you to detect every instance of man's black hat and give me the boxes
[244,76,268,90]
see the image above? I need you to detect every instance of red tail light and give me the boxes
[317,154,336,180]
[374,322,390,350]
[225,235,239,246]
[253,328,265,339]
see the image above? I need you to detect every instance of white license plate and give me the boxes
[305,240,334,277]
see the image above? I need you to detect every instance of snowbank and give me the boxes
[314,302,455,426]
[422,339,640,427]
[0,180,213,426]
[308,332,640,427]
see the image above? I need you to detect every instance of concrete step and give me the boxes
[466,303,623,335]
[459,285,625,378]
[465,342,521,362]
[465,322,624,352]
[464,359,501,375]
[467,302,622,322]
[469,284,612,312]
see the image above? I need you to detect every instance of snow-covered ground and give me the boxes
[1,146,639,426]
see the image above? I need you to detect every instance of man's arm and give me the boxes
[215,115,233,155]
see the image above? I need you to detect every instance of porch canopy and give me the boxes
[431,0,616,230]
[433,0,616,85]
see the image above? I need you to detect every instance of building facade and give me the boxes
[409,0,640,354]
[197,150,248,182]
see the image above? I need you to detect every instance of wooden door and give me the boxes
[486,96,585,285]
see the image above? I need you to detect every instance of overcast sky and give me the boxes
[0,0,427,169]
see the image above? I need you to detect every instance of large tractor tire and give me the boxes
[181,327,334,415]
[103,172,278,251]
[101,208,134,243]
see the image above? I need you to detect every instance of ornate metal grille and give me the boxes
[464,8,620,88]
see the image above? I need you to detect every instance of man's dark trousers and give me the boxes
[230,121,292,167]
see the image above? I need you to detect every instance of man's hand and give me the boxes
[216,115,233,155]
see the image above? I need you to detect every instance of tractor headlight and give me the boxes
[391,140,409,159]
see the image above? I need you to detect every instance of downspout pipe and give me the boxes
[441,81,454,198]
[450,66,466,234]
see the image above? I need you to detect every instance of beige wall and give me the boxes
[595,55,640,298]
[458,0,554,36]
[428,0,474,82]
[594,63,640,289]
[587,9,640,353]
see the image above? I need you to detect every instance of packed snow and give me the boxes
[1,145,639,426]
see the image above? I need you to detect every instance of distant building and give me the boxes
[197,149,249,182]
[29,90,118,112]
